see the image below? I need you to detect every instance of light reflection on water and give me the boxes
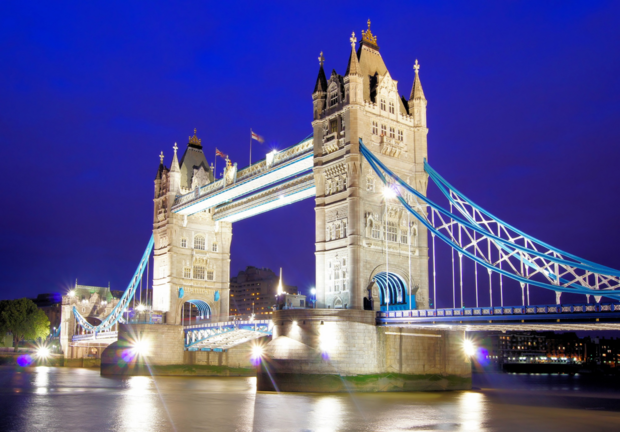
[2,368,620,431]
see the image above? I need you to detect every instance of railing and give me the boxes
[377,303,620,320]
[72,331,118,342]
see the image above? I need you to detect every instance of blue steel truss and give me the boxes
[373,271,414,310]
[359,139,620,302]
[73,235,154,333]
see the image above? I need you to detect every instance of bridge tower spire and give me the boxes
[312,20,430,311]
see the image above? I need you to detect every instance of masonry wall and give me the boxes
[119,323,184,365]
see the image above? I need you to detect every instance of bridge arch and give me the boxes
[371,271,415,311]
[176,297,214,325]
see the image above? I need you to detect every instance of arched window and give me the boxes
[194,235,205,250]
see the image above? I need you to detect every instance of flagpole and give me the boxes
[214,149,217,180]
[249,128,252,166]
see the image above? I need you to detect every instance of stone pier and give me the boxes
[257,309,471,392]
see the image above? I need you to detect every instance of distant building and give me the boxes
[546,332,585,362]
[31,293,63,331]
[585,336,620,367]
[229,267,298,319]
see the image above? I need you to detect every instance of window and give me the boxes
[300,300,305,307]
[330,118,337,133]
[372,121,378,135]
[194,235,205,250]
[327,261,333,292]
[181,238,187,248]
[341,220,347,237]
[386,221,398,242]
[336,177,344,192]
[326,180,332,195]
[183,267,191,278]
[207,270,214,281]
[193,265,205,280]
[398,130,403,141]
[389,101,395,114]
[335,223,341,239]
[212,243,218,252]
[401,230,408,244]
[389,127,395,138]
[366,177,375,192]
[330,92,338,107]
[372,221,381,239]
[341,117,345,131]
[380,99,386,111]
[326,225,332,241]
[381,124,387,136]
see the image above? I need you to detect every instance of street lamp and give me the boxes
[310,288,316,309]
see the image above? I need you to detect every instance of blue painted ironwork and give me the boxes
[184,319,272,349]
[373,272,414,311]
[73,235,154,333]
[186,299,211,319]
[359,139,620,301]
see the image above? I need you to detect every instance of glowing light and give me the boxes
[131,339,150,356]
[293,320,298,326]
[463,339,476,357]
[36,346,50,359]
[68,290,75,298]
[310,288,316,295]
[136,304,145,312]
[382,185,397,199]
[251,345,263,359]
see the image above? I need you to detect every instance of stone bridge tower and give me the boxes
[312,21,429,310]
[152,130,231,324]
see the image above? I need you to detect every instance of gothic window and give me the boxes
[341,220,347,237]
[330,92,338,107]
[183,267,192,278]
[401,229,409,244]
[372,121,378,135]
[398,130,403,141]
[327,261,333,292]
[336,177,344,192]
[334,263,341,291]
[181,238,187,248]
[193,265,205,280]
[207,270,214,281]
[389,101,395,114]
[389,127,395,138]
[381,124,387,136]
[386,221,398,243]
[331,225,336,240]
[326,224,332,241]
[335,223,341,239]
[340,116,345,132]
[212,243,218,252]
[330,118,337,133]
[367,176,375,192]
[380,99,386,111]
[372,221,381,239]
[326,180,332,195]
[194,235,205,250]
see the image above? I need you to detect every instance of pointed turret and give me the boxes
[313,52,328,93]
[312,52,328,120]
[409,59,426,102]
[345,32,361,77]
[155,151,165,180]
[169,142,181,194]
[409,60,427,127]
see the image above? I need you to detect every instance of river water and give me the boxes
[1,368,620,431]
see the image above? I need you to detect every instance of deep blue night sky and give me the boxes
[1,1,619,308]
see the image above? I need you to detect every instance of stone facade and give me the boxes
[152,131,231,324]
[313,22,429,312]
[258,309,470,392]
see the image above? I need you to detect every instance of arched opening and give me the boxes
[333,297,343,309]
[181,300,212,326]
[372,272,415,311]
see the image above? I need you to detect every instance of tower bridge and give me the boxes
[61,21,620,391]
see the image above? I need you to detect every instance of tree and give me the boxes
[0,298,50,351]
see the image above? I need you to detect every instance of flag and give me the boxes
[215,148,226,159]
[251,131,264,143]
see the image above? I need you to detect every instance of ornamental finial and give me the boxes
[173,142,178,154]
[361,19,378,47]
[414,59,420,74]
[188,128,202,147]
[350,32,357,48]
[318,51,325,67]
[367,19,371,30]
[159,151,164,164]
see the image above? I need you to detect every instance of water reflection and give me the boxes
[119,376,167,431]
[459,391,486,431]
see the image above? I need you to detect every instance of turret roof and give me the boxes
[409,60,426,101]
[179,129,211,189]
